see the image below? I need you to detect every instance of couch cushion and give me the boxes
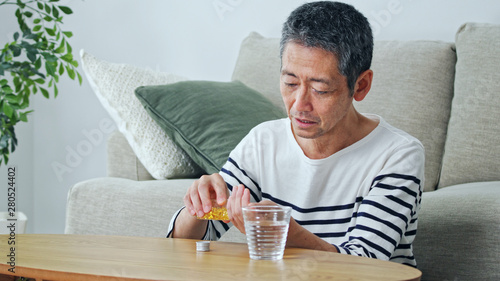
[413,181,500,280]
[439,23,500,188]
[135,80,286,174]
[81,51,204,179]
[355,41,457,192]
[107,131,154,181]
[65,177,194,237]
[231,32,285,113]
[345,41,456,192]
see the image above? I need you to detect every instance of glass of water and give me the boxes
[242,205,292,260]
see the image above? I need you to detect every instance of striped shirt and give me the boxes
[171,115,424,267]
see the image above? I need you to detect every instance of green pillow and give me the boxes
[135,80,286,174]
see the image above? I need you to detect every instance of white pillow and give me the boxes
[80,50,204,179]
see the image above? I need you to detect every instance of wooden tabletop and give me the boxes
[0,234,421,281]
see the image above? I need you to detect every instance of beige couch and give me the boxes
[66,22,500,281]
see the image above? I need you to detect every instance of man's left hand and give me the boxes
[225,185,278,234]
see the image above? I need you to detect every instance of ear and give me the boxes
[353,69,373,102]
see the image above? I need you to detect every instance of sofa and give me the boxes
[65,22,500,281]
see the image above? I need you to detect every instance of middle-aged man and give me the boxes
[167,1,424,267]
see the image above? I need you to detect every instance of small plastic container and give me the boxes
[196,199,228,220]
[196,241,210,252]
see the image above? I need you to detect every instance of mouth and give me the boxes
[294,117,318,127]
[297,118,315,124]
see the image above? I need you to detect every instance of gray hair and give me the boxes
[280,1,373,95]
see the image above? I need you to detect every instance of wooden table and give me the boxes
[0,234,421,280]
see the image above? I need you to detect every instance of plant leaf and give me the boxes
[45,27,56,36]
[77,71,82,85]
[45,61,56,77]
[42,53,58,62]
[52,5,60,18]
[53,83,58,98]
[61,53,73,62]
[27,51,37,63]
[45,3,52,14]
[0,135,8,150]
[62,31,73,38]
[5,94,21,105]
[2,85,13,94]
[66,65,75,80]
[13,77,21,92]
[54,44,65,54]
[19,111,29,122]
[66,41,72,53]
[40,87,49,98]
[34,57,42,69]
[58,6,73,15]
[24,33,38,40]
[9,45,22,57]
[3,103,14,118]
[20,95,30,108]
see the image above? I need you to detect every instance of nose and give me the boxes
[293,86,312,112]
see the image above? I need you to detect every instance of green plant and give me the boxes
[0,0,81,165]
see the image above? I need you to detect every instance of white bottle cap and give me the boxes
[196,241,210,252]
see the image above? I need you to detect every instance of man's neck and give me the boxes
[293,111,379,159]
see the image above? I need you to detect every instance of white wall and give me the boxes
[1,0,499,234]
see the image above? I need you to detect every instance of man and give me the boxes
[168,1,424,267]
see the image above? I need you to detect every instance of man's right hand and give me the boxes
[171,173,229,239]
[184,173,229,219]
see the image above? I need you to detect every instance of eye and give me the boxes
[283,82,297,88]
[313,89,329,95]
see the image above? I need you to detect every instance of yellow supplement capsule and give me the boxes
[198,206,229,220]
[197,200,229,220]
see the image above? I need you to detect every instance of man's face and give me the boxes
[280,42,354,142]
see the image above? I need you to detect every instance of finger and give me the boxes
[211,173,229,205]
[189,183,205,218]
[226,187,234,220]
[233,184,244,211]
[197,175,214,214]
[232,184,246,229]
[227,185,239,223]
[184,179,202,216]
[227,184,240,219]
[183,192,196,216]
[238,187,251,234]
[242,187,251,207]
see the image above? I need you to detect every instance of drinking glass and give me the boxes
[242,205,292,260]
